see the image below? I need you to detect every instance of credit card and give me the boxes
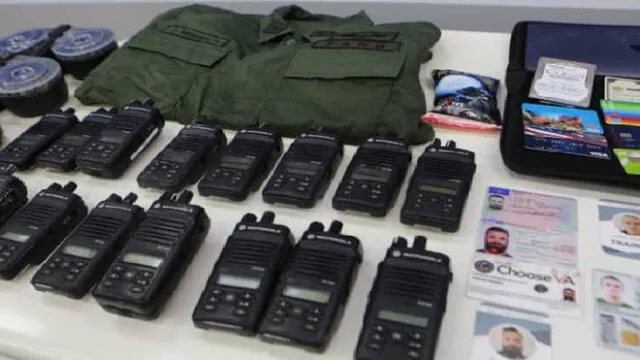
[522,103,610,159]
[600,100,640,172]
[605,77,640,103]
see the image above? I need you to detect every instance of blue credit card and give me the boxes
[522,103,611,159]
[607,124,640,149]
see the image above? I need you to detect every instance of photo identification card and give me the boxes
[529,57,596,108]
[470,302,551,360]
[599,199,640,260]
[606,76,640,103]
[467,186,581,317]
[593,269,640,356]
[522,103,610,159]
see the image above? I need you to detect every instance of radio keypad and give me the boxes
[103,264,155,294]
[211,168,245,185]
[341,179,385,201]
[38,256,88,281]
[81,142,116,159]
[267,300,325,333]
[272,172,313,194]
[2,144,28,159]
[40,144,74,161]
[411,191,456,214]
[200,287,256,317]
[142,161,181,180]
[364,323,426,357]
[0,244,17,263]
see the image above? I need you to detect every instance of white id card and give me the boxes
[598,199,640,260]
[605,76,640,103]
[593,269,640,356]
[529,57,596,108]
[470,302,552,360]
[467,187,581,317]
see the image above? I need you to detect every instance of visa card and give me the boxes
[522,103,610,159]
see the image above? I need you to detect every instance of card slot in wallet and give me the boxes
[501,21,640,186]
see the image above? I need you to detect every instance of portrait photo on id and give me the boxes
[599,200,640,260]
[597,273,635,309]
[471,303,552,360]
[477,226,513,258]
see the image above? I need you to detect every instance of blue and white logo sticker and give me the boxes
[0,29,51,55]
[52,27,115,61]
[0,56,62,96]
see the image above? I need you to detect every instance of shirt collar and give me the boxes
[258,14,293,44]
[258,5,373,44]
[258,5,314,44]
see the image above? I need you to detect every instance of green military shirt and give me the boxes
[74,5,374,122]
[202,18,441,144]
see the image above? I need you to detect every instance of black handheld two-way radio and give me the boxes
[259,221,362,352]
[333,134,412,217]
[75,100,164,178]
[137,121,226,192]
[354,236,452,360]
[198,124,282,201]
[92,190,210,320]
[0,165,28,226]
[35,107,116,172]
[0,108,78,171]
[0,182,87,280]
[400,139,476,232]
[262,131,343,208]
[193,211,294,335]
[31,192,145,299]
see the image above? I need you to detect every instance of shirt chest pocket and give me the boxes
[126,23,232,67]
[261,47,407,138]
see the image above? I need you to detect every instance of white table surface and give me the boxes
[0,29,638,360]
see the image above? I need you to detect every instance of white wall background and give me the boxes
[0,0,639,7]
[0,0,638,36]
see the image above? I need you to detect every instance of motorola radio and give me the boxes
[400,139,476,232]
[193,211,294,335]
[198,124,282,201]
[0,182,87,280]
[138,121,226,192]
[259,221,362,352]
[93,190,210,320]
[0,165,28,226]
[76,100,165,178]
[35,107,116,172]
[0,108,78,171]
[262,131,343,208]
[333,134,412,217]
[31,192,145,299]
[354,236,452,360]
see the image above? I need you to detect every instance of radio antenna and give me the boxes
[413,236,427,250]
[260,211,275,224]
[62,182,77,193]
[241,213,257,223]
[123,192,138,204]
[177,190,193,204]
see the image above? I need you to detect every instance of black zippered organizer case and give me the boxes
[501,21,640,186]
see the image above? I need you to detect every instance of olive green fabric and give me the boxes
[74,5,260,118]
[75,5,372,120]
[75,4,441,145]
